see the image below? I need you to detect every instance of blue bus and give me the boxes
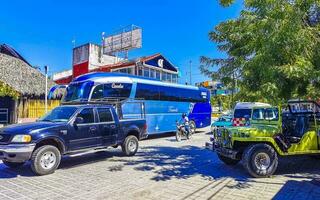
[59,72,211,135]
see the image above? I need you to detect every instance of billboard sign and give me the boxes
[103,25,142,55]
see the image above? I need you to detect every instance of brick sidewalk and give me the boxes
[0,127,319,200]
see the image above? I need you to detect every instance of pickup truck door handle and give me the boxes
[110,125,116,129]
[89,126,97,133]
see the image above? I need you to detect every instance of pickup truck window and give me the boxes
[97,108,113,122]
[40,106,77,122]
[77,108,94,124]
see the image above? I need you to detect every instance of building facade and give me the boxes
[53,43,179,84]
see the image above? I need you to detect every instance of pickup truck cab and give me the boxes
[0,104,147,175]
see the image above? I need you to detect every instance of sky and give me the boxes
[0,0,242,85]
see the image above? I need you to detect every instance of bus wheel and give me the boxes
[190,121,196,135]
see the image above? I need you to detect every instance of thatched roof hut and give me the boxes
[0,52,55,96]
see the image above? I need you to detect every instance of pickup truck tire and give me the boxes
[243,144,278,178]
[2,161,25,168]
[31,145,61,176]
[122,135,139,156]
[217,154,239,165]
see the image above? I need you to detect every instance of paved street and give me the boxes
[0,127,319,200]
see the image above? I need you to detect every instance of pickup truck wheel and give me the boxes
[217,154,239,165]
[2,161,25,168]
[122,135,139,156]
[31,145,61,176]
[243,144,278,178]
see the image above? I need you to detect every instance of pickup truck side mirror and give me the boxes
[74,117,84,125]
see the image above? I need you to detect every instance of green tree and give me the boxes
[201,0,320,104]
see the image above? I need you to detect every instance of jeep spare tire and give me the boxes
[243,144,278,178]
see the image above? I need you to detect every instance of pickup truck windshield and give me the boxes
[39,106,77,122]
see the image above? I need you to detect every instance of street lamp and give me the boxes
[44,66,48,114]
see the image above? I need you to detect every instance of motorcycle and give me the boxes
[176,121,192,141]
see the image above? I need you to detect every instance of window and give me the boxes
[252,108,264,120]
[162,72,166,81]
[77,108,94,123]
[159,86,179,101]
[91,85,104,100]
[167,73,172,82]
[63,82,93,102]
[156,71,161,80]
[234,109,252,118]
[103,83,132,98]
[144,68,150,77]
[97,108,113,122]
[150,69,155,78]
[172,74,177,83]
[135,83,159,100]
[265,108,279,121]
[40,106,77,122]
[138,68,143,76]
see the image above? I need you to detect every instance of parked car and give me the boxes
[0,104,147,175]
[207,100,320,178]
[210,115,233,133]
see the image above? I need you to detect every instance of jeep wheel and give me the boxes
[217,154,239,165]
[2,161,25,168]
[31,145,61,176]
[243,144,278,178]
[122,135,139,156]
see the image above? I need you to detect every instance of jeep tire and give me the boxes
[243,144,278,178]
[31,145,61,176]
[2,161,25,168]
[217,153,239,165]
[122,135,139,156]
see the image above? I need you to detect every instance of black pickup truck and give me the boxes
[0,104,147,175]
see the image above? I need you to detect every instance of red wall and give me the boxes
[73,61,89,78]
[54,76,72,84]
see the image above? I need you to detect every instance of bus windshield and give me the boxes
[62,82,94,102]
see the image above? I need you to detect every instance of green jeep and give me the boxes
[208,100,320,178]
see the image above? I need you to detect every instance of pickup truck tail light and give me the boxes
[143,124,147,131]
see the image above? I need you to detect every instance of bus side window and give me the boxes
[91,85,104,100]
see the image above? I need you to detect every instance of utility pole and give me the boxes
[189,60,192,85]
[44,65,48,114]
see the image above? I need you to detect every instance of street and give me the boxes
[0,127,319,200]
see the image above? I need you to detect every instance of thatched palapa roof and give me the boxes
[0,52,55,96]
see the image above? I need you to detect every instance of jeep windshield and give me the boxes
[62,81,94,102]
[39,106,78,122]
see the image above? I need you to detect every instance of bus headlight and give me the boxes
[11,135,32,143]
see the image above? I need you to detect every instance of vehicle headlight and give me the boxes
[11,135,32,143]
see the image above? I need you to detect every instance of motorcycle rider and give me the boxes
[180,113,190,137]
